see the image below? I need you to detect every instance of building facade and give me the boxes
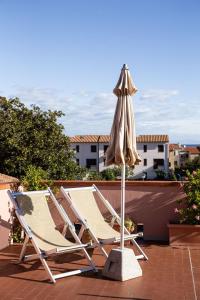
[70,134,169,179]
[133,135,169,179]
[169,144,200,169]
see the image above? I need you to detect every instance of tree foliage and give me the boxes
[100,167,122,180]
[184,157,200,173]
[0,96,84,179]
[175,156,200,178]
[21,165,49,191]
[176,169,200,224]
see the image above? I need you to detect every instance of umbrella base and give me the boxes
[102,247,142,281]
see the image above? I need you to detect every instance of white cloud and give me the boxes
[9,86,72,111]
[140,89,179,101]
[4,86,200,143]
[135,89,200,143]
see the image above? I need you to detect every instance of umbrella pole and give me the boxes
[120,163,126,250]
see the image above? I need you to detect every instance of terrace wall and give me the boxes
[0,184,13,250]
[0,180,186,249]
[50,180,185,241]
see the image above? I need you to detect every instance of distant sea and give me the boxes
[183,144,200,147]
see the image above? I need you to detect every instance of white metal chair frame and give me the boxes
[60,185,148,261]
[8,188,97,283]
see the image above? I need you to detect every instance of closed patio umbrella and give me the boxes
[103,64,142,281]
[106,63,141,250]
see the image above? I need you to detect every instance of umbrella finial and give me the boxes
[122,64,129,70]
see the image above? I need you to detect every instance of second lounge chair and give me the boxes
[60,185,148,261]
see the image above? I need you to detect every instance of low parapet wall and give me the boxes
[0,180,185,248]
[51,180,185,241]
[0,184,13,250]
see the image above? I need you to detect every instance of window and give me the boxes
[91,145,97,152]
[153,159,164,169]
[104,145,108,154]
[174,161,178,166]
[143,145,147,152]
[76,158,79,165]
[86,159,97,169]
[76,145,79,153]
[158,145,164,152]
[143,159,147,166]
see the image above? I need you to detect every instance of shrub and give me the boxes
[155,169,166,180]
[101,166,122,180]
[21,165,49,191]
[175,169,200,224]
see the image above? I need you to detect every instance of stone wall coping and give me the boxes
[47,180,184,187]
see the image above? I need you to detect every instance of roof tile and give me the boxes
[0,173,19,183]
[70,134,169,143]
[136,135,169,143]
[184,147,200,154]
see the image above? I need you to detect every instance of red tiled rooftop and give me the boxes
[136,135,169,143]
[184,147,200,155]
[0,173,19,183]
[98,135,110,143]
[70,135,100,143]
[169,143,182,151]
[0,243,199,299]
[70,135,169,144]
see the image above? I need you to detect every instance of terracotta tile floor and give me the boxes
[0,242,199,300]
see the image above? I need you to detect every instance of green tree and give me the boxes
[101,166,122,180]
[21,165,49,191]
[184,157,200,173]
[176,169,200,224]
[0,97,84,179]
[175,156,200,178]
[87,170,102,180]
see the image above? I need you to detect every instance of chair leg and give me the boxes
[131,238,148,260]
[78,225,85,240]
[81,248,97,272]
[39,254,56,283]
[19,235,29,262]
[97,243,108,258]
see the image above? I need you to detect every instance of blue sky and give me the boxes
[0,0,200,143]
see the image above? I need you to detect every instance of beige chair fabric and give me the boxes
[16,192,82,253]
[67,189,135,243]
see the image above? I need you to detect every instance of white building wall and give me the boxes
[72,143,99,171]
[71,141,169,179]
[133,143,169,179]
[99,143,109,172]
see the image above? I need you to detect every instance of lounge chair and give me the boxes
[8,188,96,283]
[60,185,148,260]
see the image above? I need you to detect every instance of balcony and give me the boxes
[0,180,199,299]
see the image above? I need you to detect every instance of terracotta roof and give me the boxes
[70,134,169,144]
[98,135,110,143]
[184,147,200,155]
[136,135,169,143]
[70,135,100,143]
[169,144,182,151]
[0,173,19,183]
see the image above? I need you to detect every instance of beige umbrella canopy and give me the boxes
[106,64,141,167]
[106,64,141,250]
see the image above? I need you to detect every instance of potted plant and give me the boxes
[124,217,135,233]
[168,169,200,247]
[111,216,135,233]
